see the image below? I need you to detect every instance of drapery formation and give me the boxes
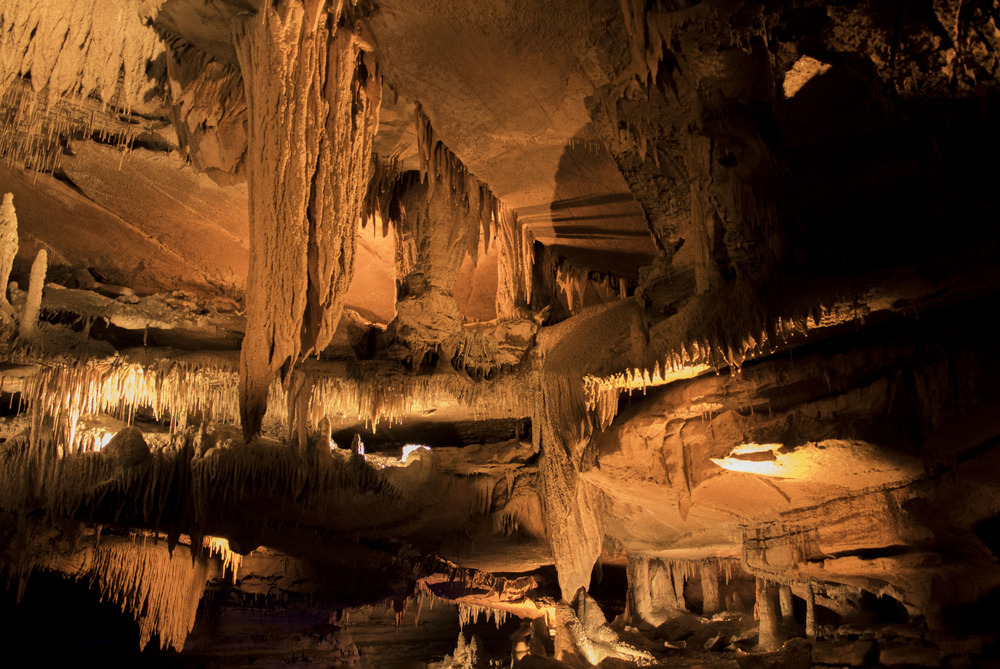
[233,0,381,441]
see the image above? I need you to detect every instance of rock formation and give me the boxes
[0,0,999,667]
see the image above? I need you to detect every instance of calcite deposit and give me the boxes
[1,0,999,667]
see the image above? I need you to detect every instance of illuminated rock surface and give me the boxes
[1,0,999,666]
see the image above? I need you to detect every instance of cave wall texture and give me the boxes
[1,0,1000,667]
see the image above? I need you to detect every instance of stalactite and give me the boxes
[18,248,46,338]
[494,205,533,318]
[87,540,208,651]
[160,37,247,175]
[234,0,381,441]
[413,104,534,318]
[205,536,242,584]
[458,602,509,629]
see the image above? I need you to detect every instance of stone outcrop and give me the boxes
[0,1,999,667]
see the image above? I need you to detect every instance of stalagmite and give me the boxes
[701,559,720,616]
[0,193,16,324]
[779,583,794,625]
[805,579,817,639]
[625,553,652,625]
[18,248,46,338]
[756,578,784,651]
[233,0,381,441]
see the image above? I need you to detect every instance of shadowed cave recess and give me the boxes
[1,0,1000,667]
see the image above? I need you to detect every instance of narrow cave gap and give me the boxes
[330,417,530,452]
[0,391,24,417]
[790,592,841,627]
[972,516,1000,558]
[857,591,910,625]
[825,545,915,561]
[587,562,628,621]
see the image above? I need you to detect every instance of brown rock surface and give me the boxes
[1,0,999,666]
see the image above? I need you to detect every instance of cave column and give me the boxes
[233,0,380,441]
[671,561,688,610]
[536,380,605,600]
[756,578,784,651]
[805,579,817,639]
[701,560,720,616]
[625,553,652,624]
[779,583,794,625]
[385,179,475,362]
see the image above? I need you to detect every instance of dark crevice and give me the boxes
[822,545,914,561]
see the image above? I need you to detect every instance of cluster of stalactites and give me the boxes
[0,0,163,108]
[205,535,242,584]
[555,258,631,313]
[581,301,849,430]
[458,602,511,629]
[413,104,534,314]
[18,355,534,464]
[0,80,142,175]
[741,524,821,586]
[87,539,208,651]
[657,556,740,584]
[25,360,241,456]
[0,0,162,173]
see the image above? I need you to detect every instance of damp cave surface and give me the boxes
[2,0,1000,667]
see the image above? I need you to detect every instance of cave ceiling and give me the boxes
[1,0,1000,666]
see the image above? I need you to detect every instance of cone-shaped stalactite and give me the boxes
[233,0,380,442]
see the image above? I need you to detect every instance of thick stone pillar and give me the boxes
[625,553,652,624]
[701,560,720,616]
[233,0,380,441]
[757,578,784,651]
[386,181,474,361]
[536,370,605,600]
[779,583,794,625]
